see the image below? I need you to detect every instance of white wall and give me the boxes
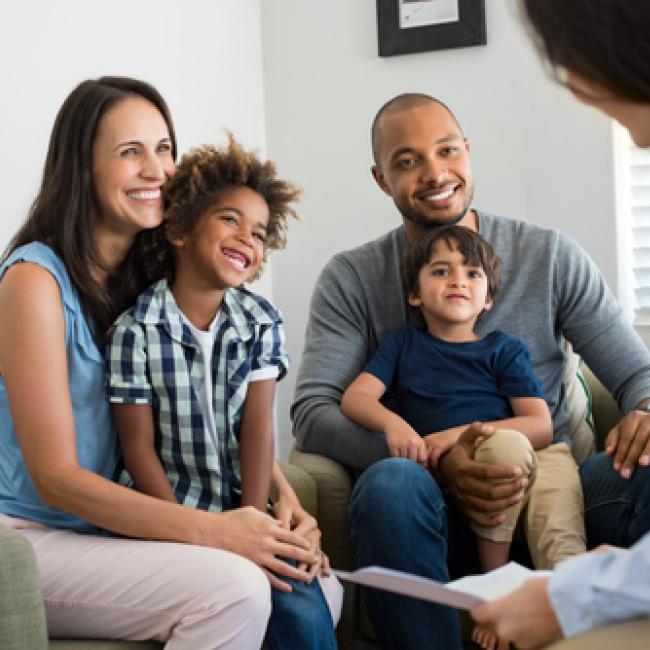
[0,0,273,295]
[0,2,624,460]
[261,1,619,458]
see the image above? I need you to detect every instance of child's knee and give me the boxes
[268,578,335,645]
[475,428,536,480]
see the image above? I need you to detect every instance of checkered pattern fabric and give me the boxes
[106,279,288,512]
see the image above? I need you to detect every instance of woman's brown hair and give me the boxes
[5,76,177,343]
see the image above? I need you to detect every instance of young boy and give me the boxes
[341,225,585,649]
[106,137,339,650]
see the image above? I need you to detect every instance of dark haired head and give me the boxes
[6,76,176,342]
[371,93,463,165]
[402,225,501,304]
[142,134,301,283]
[521,0,650,103]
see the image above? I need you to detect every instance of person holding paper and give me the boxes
[471,1,650,648]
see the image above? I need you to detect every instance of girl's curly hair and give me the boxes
[141,133,301,282]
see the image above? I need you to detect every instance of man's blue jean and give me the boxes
[349,458,477,650]
[349,453,650,650]
[265,569,337,650]
[580,451,650,548]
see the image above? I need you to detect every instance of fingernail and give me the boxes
[512,466,522,476]
[521,478,529,487]
[614,462,620,471]
[640,455,650,466]
[621,468,631,479]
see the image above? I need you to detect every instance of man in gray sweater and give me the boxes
[292,94,650,649]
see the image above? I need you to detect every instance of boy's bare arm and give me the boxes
[425,397,552,462]
[503,397,553,449]
[341,372,427,464]
[239,379,275,510]
[112,403,177,502]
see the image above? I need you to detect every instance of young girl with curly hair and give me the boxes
[106,135,341,650]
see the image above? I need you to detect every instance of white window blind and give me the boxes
[630,144,650,316]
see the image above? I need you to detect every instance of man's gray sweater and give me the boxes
[292,212,650,469]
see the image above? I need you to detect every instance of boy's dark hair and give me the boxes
[143,134,301,282]
[521,0,650,103]
[402,225,502,301]
[4,76,177,345]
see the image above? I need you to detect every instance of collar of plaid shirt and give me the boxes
[132,279,277,348]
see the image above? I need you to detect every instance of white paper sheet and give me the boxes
[335,562,551,611]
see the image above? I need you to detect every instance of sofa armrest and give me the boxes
[0,523,48,649]
[289,447,355,570]
[583,367,623,450]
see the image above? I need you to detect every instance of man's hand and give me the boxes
[471,578,563,649]
[385,417,428,464]
[437,423,528,527]
[605,409,650,479]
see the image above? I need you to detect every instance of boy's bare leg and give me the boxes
[472,430,537,650]
[477,537,511,573]
[473,536,512,648]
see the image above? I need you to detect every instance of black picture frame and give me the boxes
[376,0,486,57]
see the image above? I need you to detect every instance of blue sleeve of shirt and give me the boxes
[363,328,407,391]
[105,316,153,404]
[548,531,650,637]
[496,335,545,399]
[251,317,290,381]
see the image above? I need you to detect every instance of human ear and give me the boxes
[371,165,392,196]
[408,292,422,307]
[464,138,471,153]
[166,231,185,249]
[483,294,493,311]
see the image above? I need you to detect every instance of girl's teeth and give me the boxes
[229,257,245,270]
[224,251,247,270]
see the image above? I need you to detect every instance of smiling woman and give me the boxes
[5,77,177,342]
[91,96,175,246]
[0,77,335,649]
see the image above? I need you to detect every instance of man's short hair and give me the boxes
[371,93,463,165]
[402,225,502,301]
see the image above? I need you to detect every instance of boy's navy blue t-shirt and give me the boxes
[363,326,544,436]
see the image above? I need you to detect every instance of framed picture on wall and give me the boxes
[376,0,486,57]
